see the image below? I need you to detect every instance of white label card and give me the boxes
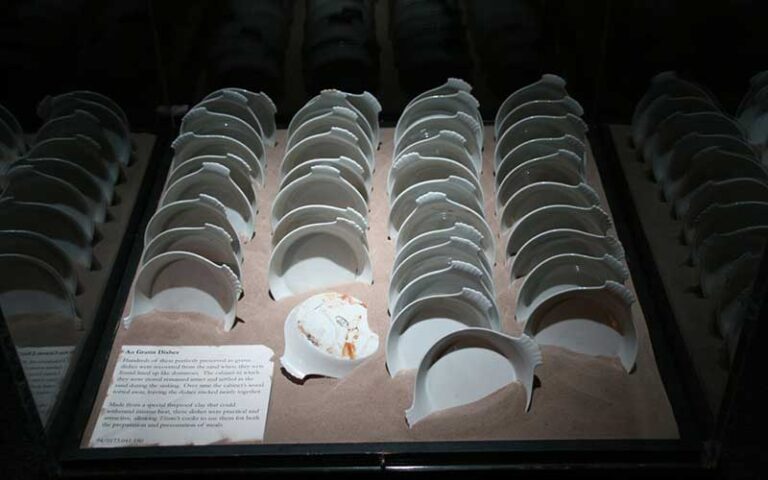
[89,345,274,448]
[17,346,75,423]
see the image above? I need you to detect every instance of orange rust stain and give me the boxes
[342,342,356,359]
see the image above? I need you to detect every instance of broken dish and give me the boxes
[288,90,378,146]
[505,204,612,257]
[0,253,81,329]
[406,328,542,426]
[203,88,277,145]
[521,279,638,372]
[269,217,372,301]
[394,222,489,269]
[632,71,717,130]
[172,132,264,180]
[631,95,717,150]
[280,127,370,177]
[123,251,241,331]
[494,114,588,168]
[271,165,368,229]
[142,223,242,281]
[495,134,586,182]
[397,192,495,264]
[388,175,482,238]
[511,229,625,279]
[495,149,585,211]
[496,97,584,143]
[271,205,368,248]
[695,226,768,273]
[180,107,265,170]
[281,292,379,380]
[685,201,768,249]
[388,152,481,201]
[195,90,266,150]
[661,132,756,185]
[500,182,600,233]
[395,130,478,178]
[286,106,375,165]
[0,230,77,294]
[386,288,498,377]
[144,195,243,263]
[395,90,483,148]
[160,162,255,242]
[494,74,570,140]
[677,177,768,225]
[167,154,259,212]
[395,112,482,171]
[280,156,369,202]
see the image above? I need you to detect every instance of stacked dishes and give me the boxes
[123,88,275,332]
[632,71,768,357]
[496,75,638,373]
[387,79,541,427]
[736,70,768,163]
[304,0,379,94]
[268,89,381,300]
[0,91,132,330]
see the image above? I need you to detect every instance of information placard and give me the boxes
[89,345,274,447]
[18,346,75,423]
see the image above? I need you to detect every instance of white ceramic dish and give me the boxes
[390,259,497,322]
[495,149,585,211]
[685,201,768,248]
[496,97,584,143]
[522,279,638,372]
[388,152,481,201]
[632,71,716,129]
[321,89,381,143]
[142,224,242,281]
[0,198,92,268]
[397,192,495,264]
[695,226,768,273]
[271,165,368,229]
[663,147,768,202]
[195,91,266,149]
[631,95,718,150]
[0,230,77,294]
[123,251,241,331]
[0,253,81,329]
[144,195,243,262]
[288,90,378,145]
[388,175,482,238]
[35,111,120,182]
[395,90,482,148]
[660,132,755,185]
[25,135,115,196]
[505,204,612,257]
[281,292,379,380]
[516,253,629,322]
[736,71,768,119]
[494,74,569,140]
[494,114,588,168]
[500,182,600,233]
[2,165,98,228]
[280,127,370,177]
[395,112,482,171]
[171,132,264,180]
[271,205,367,248]
[643,111,744,169]
[285,106,374,165]
[180,107,265,170]
[203,88,277,145]
[390,236,493,298]
[37,92,131,165]
[511,229,624,278]
[9,158,109,220]
[395,130,478,178]
[677,177,768,225]
[406,328,542,426]
[280,156,369,203]
[495,133,585,181]
[160,163,255,242]
[167,154,259,212]
[406,78,477,110]
[394,222,489,268]
[268,218,372,301]
[386,288,497,377]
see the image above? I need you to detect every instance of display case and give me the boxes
[1,1,766,478]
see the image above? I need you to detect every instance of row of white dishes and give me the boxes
[495,74,638,373]
[385,79,542,427]
[631,71,768,357]
[122,88,276,332]
[267,89,382,300]
[0,92,132,330]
